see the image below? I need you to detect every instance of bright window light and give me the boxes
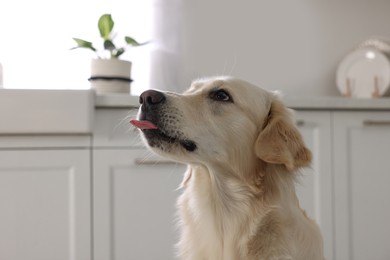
[0,0,152,95]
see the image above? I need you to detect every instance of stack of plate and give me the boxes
[336,39,390,98]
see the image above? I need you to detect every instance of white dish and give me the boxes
[336,48,390,98]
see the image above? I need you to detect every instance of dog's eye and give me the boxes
[210,89,232,102]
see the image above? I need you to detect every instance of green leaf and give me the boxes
[104,40,116,50]
[72,38,96,51]
[113,48,125,58]
[124,36,141,46]
[98,14,114,40]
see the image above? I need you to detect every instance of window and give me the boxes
[0,0,153,95]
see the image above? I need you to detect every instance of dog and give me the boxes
[131,77,324,260]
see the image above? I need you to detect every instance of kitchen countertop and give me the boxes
[95,93,390,110]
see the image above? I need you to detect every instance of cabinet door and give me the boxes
[0,150,91,260]
[93,149,186,260]
[295,111,334,260]
[334,112,390,260]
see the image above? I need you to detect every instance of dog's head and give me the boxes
[131,77,311,173]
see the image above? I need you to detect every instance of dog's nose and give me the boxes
[139,90,166,106]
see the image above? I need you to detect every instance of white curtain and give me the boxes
[150,0,182,92]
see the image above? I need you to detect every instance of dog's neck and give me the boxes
[198,163,254,213]
[181,161,300,259]
[186,161,299,222]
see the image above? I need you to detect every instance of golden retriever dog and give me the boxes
[131,77,324,260]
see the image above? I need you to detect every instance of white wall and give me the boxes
[176,0,390,96]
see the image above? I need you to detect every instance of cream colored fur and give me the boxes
[137,77,324,260]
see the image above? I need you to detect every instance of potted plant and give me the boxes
[72,13,144,94]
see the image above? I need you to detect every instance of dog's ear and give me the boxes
[255,98,311,171]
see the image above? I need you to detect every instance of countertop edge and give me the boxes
[283,96,390,110]
[95,94,390,110]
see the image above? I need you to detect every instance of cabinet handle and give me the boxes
[134,158,180,166]
[296,120,305,127]
[363,120,390,126]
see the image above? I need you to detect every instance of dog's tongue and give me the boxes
[130,120,158,130]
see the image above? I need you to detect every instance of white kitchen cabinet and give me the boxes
[93,149,185,260]
[93,109,186,260]
[295,111,334,260]
[333,111,390,260]
[0,148,91,260]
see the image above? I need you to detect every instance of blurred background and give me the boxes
[1,0,390,96]
[1,1,390,260]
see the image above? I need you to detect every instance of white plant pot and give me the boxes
[90,59,132,94]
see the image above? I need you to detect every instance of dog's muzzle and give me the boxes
[130,89,197,152]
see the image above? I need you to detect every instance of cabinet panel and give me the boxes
[0,150,91,260]
[334,112,390,260]
[93,109,142,148]
[295,111,334,260]
[0,135,91,149]
[93,149,186,260]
